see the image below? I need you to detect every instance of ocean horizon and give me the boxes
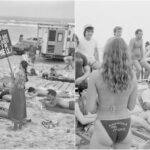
[0,16,74,45]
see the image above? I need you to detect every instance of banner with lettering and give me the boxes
[0,30,12,58]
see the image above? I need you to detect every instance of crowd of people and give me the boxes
[1,24,150,148]
[0,33,75,131]
[75,25,150,149]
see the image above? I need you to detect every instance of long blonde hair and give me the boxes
[101,38,133,93]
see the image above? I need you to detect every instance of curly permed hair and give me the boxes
[101,38,133,93]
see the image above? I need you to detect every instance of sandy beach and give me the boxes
[0,55,75,149]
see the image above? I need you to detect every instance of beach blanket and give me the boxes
[45,105,74,114]
[42,76,74,83]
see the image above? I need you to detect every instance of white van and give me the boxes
[37,23,74,60]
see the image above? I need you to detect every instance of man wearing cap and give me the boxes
[78,25,100,70]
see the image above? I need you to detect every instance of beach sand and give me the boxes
[0,55,75,149]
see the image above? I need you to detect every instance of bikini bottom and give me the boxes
[101,118,131,144]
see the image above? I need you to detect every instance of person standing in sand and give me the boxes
[86,38,137,149]
[28,45,36,66]
[19,34,23,42]
[129,29,150,79]
[78,25,100,70]
[8,60,28,130]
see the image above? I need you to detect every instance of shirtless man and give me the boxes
[129,29,150,79]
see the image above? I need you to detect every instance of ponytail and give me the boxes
[24,67,28,82]
[20,60,28,82]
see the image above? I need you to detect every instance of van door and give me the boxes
[41,28,48,54]
[47,30,56,54]
[55,30,65,55]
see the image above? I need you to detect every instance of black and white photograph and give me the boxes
[75,0,150,149]
[0,0,75,149]
[2,0,150,149]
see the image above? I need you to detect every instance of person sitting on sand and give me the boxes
[75,92,97,137]
[19,34,23,42]
[49,67,62,77]
[75,35,90,93]
[27,88,74,110]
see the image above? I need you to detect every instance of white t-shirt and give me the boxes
[142,88,150,102]
[79,38,98,63]
[22,53,29,62]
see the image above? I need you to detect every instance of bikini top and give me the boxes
[98,104,128,113]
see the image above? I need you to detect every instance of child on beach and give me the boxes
[8,60,28,130]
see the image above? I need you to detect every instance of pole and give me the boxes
[3,47,14,78]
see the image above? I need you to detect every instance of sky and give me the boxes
[0,0,74,19]
[75,0,150,50]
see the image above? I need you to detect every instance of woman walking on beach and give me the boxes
[8,60,28,130]
[86,38,137,149]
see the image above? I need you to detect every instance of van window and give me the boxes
[57,33,63,42]
[48,30,56,41]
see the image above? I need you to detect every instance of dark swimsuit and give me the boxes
[101,118,131,143]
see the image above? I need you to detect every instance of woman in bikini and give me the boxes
[86,38,138,149]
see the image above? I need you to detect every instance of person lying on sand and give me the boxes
[27,87,74,110]
[131,114,150,131]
